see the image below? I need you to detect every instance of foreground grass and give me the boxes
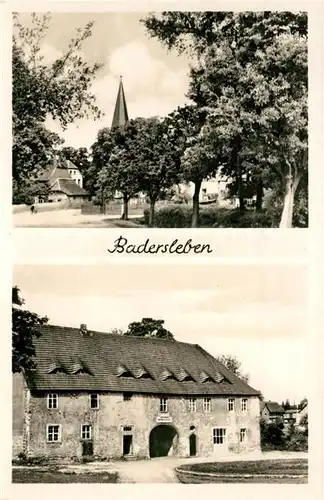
[12,468,118,483]
[176,459,308,484]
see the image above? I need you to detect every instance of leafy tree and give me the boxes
[167,105,219,227]
[142,12,308,227]
[260,417,285,450]
[93,116,185,224]
[13,178,51,205]
[133,115,185,226]
[124,318,175,340]
[13,13,102,189]
[215,354,249,382]
[92,120,145,219]
[12,286,48,373]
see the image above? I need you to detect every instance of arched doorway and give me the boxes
[149,425,178,458]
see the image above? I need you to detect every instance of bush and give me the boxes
[144,204,274,228]
[285,431,308,452]
[260,418,286,450]
[144,204,192,227]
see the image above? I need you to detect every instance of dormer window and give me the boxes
[199,371,216,383]
[48,362,66,374]
[214,372,225,383]
[132,366,153,379]
[176,368,195,382]
[70,361,92,375]
[116,364,134,378]
[160,369,176,381]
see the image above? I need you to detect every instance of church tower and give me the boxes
[111,76,129,128]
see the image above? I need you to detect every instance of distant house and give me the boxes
[283,406,299,426]
[13,324,262,461]
[296,402,308,427]
[35,158,89,206]
[261,401,285,422]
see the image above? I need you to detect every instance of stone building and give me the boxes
[13,325,261,461]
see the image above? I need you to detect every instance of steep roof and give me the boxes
[111,76,129,128]
[264,402,284,414]
[27,325,260,397]
[51,179,88,197]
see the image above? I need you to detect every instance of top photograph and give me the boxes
[12,11,308,229]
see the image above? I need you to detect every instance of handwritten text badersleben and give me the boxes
[108,236,212,255]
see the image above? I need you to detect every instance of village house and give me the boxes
[13,325,261,461]
[35,158,89,206]
[260,401,285,422]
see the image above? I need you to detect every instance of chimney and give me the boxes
[80,324,88,336]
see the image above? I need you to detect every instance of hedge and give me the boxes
[143,204,274,228]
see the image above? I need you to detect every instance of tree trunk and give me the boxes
[279,174,300,228]
[121,196,129,220]
[191,180,202,228]
[255,181,264,212]
[148,199,156,227]
[237,152,245,212]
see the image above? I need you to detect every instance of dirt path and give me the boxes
[81,452,308,484]
[13,209,143,228]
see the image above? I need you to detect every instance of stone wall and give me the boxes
[12,373,25,457]
[27,391,261,460]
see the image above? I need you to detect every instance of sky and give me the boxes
[13,263,309,403]
[16,12,190,148]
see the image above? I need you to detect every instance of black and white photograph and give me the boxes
[12,264,308,484]
[12,11,308,229]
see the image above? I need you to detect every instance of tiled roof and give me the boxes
[38,158,81,183]
[51,179,88,196]
[265,402,284,413]
[27,325,260,397]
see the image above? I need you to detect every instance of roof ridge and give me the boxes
[41,324,201,347]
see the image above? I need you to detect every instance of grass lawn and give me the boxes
[176,459,308,484]
[12,468,118,483]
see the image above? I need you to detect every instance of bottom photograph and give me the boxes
[12,264,308,484]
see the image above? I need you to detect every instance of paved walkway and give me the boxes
[54,451,307,484]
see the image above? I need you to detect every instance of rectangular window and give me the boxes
[81,424,92,440]
[240,428,247,443]
[123,393,133,401]
[90,393,99,409]
[47,424,61,442]
[160,397,168,413]
[213,428,226,444]
[188,398,196,412]
[241,398,248,411]
[228,398,235,411]
[123,426,133,432]
[203,398,211,412]
[47,393,58,409]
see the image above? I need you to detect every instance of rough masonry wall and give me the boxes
[12,373,25,457]
[28,392,261,460]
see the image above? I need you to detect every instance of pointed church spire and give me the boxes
[111,76,129,128]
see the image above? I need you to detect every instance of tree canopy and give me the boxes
[142,11,308,227]
[13,13,102,193]
[92,115,185,224]
[124,318,175,340]
[12,286,48,373]
[215,354,250,382]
